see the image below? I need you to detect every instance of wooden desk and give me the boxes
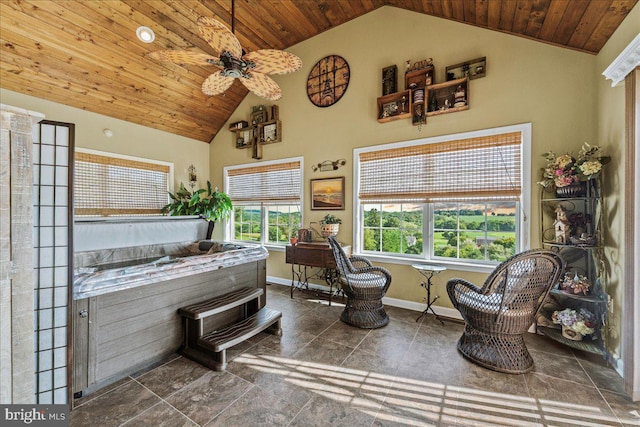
[285,242,350,305]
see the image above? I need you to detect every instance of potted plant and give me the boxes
[162,181,232,239]
[289,224,300,245]
[320,213,342,237]
[551,308,595,341]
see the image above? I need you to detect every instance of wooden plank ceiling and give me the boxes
[1,0,637,143]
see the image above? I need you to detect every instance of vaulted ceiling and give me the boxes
[1,0,637,143]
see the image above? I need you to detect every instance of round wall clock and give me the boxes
[306,55,350,107]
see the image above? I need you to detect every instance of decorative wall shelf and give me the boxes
[446,57,486,80]
[426,77,469,117]
[405,61,434,126]
[377,90,412,123]
[231,104,282,159]
[405,65,435,89]
[375,57,482,125]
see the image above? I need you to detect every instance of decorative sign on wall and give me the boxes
[312,159,346,172]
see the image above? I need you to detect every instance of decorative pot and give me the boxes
[555,181,586,198]
[289,237,298,245]
[561,325,583,341]
[321,223,339,238]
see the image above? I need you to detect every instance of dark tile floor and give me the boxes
[71,284,640,427]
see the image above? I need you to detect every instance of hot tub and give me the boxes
[72,218,269,397]
[73,240,267,299]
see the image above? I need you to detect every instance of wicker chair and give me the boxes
[327,236,392,328]
[446,249,564,374]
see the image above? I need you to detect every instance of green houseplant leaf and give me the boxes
[162,181,233,239]
[321,214,342,224]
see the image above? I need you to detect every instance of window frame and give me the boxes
[224,157,303,248]
[353,124,531,272]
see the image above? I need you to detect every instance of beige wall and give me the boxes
[1,4,634,358]
[595,5,640,360]
[210,6,600,307]
[0,88,209,190]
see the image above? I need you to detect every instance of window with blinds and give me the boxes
[355,124,530,266]
[226,160,302,203]
[358,131,521,202]
[74,150,172,216]
[225,158,303,245]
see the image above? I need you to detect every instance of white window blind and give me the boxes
[358,131,522,202]
[227,160,302,203]
[75,151,170,216]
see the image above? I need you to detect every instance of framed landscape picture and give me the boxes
[311,177,344,210]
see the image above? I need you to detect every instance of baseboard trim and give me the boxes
[266,275,463,321]
[382,295,463,321]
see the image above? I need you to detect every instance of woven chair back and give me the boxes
[485,249,564,323]
[327,236,353,275]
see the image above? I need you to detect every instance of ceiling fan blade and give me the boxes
[202,72,235,96]
[241,73,282,101]
[149,50,220,66]
[197,16,242,58]
[243,50,303,75]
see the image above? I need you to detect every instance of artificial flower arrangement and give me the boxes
[552,308,595,339]
[560,272,591,295]
[538,143,610,189]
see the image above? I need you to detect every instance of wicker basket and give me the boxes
[321,223,339,237]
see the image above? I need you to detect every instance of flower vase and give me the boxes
[555,181,586,198]
[561,325,583,341]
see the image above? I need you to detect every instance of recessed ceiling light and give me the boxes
[136,26,155,43]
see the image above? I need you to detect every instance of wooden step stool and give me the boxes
[178,287,282,370]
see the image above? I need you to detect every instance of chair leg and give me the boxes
[456,325,534,374]
[340,296,389,329]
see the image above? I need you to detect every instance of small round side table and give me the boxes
[412,263,447,324]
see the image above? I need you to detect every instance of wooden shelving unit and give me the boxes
[426,77,469,117]
[376,90,412,123]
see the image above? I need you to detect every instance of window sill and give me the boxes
[352,252,496,274]
[259,243,495,274]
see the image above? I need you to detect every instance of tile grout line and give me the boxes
[574,357,626,427]
[73,353,183,409]
[367,315,424,426]
[199,380,257,427]
[124,375,202,427]
[72,375,136,410]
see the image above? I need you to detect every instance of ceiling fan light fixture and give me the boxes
[136,26,155,43]
[150,15,301,100]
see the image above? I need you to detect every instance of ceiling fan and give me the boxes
[149,3,302,101]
